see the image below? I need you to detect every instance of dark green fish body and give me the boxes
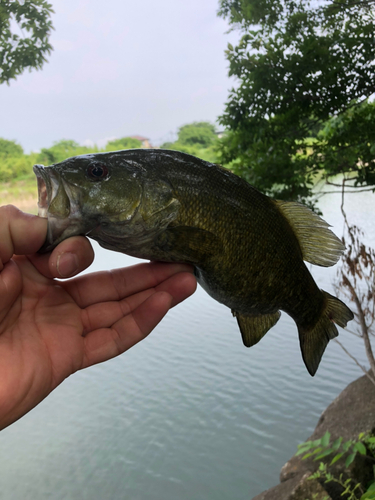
[34,149,353,375]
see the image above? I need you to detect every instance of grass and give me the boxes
[0,174,38,214]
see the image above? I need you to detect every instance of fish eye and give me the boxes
[87,163,109,181]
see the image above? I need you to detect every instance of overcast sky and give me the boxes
[0,0,239,153]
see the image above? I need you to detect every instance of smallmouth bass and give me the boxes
[33,149,353,375]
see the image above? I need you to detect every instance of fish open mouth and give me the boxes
[33,164,74,253]
[33,164,52,218]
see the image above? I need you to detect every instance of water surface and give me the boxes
[0,190,373,500]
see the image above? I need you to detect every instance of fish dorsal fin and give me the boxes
[275,200,344,267]
[232,311,281,347]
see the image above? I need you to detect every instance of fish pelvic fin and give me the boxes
[299,291,354,376]
[275,200,344,267]
[232,310,281,347]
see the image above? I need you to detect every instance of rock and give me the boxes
[252,472,332,500]
[252,373,375,500]
[288,473,332,500]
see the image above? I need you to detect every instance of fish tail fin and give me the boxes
[298,291,354,376]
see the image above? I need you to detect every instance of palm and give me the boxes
[0,248,196,429]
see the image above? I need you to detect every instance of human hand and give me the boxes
[0,205,197,430]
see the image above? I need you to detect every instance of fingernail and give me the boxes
[57,252,79,278]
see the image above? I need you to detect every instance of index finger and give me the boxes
[63,261,195,308]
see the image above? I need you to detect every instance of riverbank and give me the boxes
[252,373,375,500]
[0,176,37,213]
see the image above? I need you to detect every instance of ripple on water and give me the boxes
[0,192,373,500]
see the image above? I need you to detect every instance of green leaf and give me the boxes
[325,472,334,482]
[308,471,321,480]
[302,452,316,460]
[360,490,375,500]
[330,452,344,465]
[342,441,353,453]
[345,452,357,468]
[331,437,343,451]
[318,462,327,472]
[353,442,367,455]
[312,447,323,456]
[297,440,313,449]
[315,449,334,461]
[321,431,331,448]
[296,446,312,456]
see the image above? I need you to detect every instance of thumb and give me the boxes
[0,205,47,270]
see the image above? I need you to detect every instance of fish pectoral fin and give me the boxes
[155,226,223,264]
[232,311,281,347]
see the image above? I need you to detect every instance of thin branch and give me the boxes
[334,339,375,386]
[343,327,363,338]
[315,188,374,195]
[331,0,375,7]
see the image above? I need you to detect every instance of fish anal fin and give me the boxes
[275,200,344,267]
[298,291,354,376]
[232,311,281,348]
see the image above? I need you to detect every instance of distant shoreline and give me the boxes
[0,177,38,214]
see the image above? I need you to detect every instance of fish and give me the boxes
[33,149,353,376]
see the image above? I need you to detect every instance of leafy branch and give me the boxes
[296,431,375,499]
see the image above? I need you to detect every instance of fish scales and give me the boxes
[161,157,318,316]
[33,149,353,375]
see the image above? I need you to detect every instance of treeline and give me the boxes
[161,121,220,163]
[0,122,220,183]
[0,136,142,182]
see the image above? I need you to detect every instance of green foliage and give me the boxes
[296,432,375,499]
[315,101,375,187]
[218,0,375,203]
[36,140,96,165]
[0,136,147,182]
[162,121,220,163]
[0,151,38,182]
[177,122,217,148]
[0,138,23,159]
[0,0,54,84]
[309,462,365,500]
[105,137,142,151]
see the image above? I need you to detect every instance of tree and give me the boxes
[0,0,54,84]
[177,122,217,148]
[335,183,375,385]
[0,138,36,181]
[218,0,375,204]
[105,137,142,151]
[37,140,94,164]
[161,121,219,163]
[0,137,23,159]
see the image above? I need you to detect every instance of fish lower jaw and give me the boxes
[38,217,90,253]
[38,206,48,219]
[35,172,49,218]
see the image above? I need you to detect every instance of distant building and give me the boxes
[131,135,153,148]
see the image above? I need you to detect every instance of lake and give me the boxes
[0,187,373,500]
